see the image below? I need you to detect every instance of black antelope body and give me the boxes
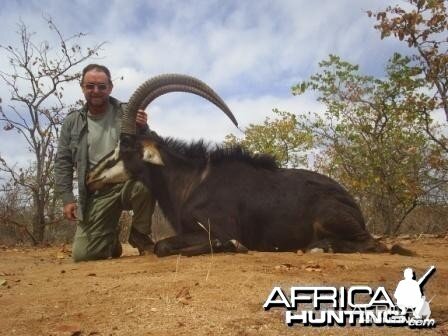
[86,74,413,257]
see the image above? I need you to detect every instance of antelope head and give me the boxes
[86,73,237,192]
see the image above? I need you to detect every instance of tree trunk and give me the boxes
[32,193,46,244]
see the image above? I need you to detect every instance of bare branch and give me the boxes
[0,17,105,243]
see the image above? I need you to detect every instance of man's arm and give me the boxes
[54,119,77,219]
[136,109,160,138]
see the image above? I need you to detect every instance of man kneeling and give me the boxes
[55,64,155,261]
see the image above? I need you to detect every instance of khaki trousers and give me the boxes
[72,180,154,262]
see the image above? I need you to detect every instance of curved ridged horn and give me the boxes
[121,73,238,135]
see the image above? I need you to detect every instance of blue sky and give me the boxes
[0,0,414,169]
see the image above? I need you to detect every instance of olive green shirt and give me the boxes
[55,97,150,220]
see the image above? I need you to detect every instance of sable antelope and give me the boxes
[87,74,413,257]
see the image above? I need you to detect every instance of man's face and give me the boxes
[81,70,113,110]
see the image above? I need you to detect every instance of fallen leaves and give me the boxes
[304,264,322,272]
[56,252,66,260]
[53,323,81,335]
[55,244,72,260]
[273,261,325,273]
[175,287,192,305]
[274,263,297,271]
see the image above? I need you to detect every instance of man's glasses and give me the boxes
[83,83,108,91]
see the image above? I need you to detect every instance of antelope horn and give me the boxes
[121,73,238,135]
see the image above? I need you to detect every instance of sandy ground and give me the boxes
[0,236,447,336]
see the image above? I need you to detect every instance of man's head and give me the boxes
[81,64,113,112]
[404,268,415,280]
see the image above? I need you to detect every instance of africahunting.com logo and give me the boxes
[263,265,436,328]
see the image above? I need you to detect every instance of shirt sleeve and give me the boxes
[54,119,76,205]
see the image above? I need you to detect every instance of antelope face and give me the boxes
[86,139,164,192]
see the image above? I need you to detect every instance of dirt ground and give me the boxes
[0,236,447,336]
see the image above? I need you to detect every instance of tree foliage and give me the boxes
[222,0,447,235]
[293,55,447,234]
[368,0,448,152]
[224,109,313,168]
[0,17,104,243]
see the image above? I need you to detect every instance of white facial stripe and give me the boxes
[101,160,130,182]
[89,145,121,178]
[88,141,163,192]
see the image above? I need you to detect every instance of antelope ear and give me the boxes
[141,141,164,165]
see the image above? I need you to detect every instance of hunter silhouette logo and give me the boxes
[394,265,435,319]
[263,265,437,328]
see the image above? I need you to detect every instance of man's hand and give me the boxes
[63,202,78,221]
[136,109,148,128]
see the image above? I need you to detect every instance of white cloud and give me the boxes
[145,90,324,143]
[0,0,440,169]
